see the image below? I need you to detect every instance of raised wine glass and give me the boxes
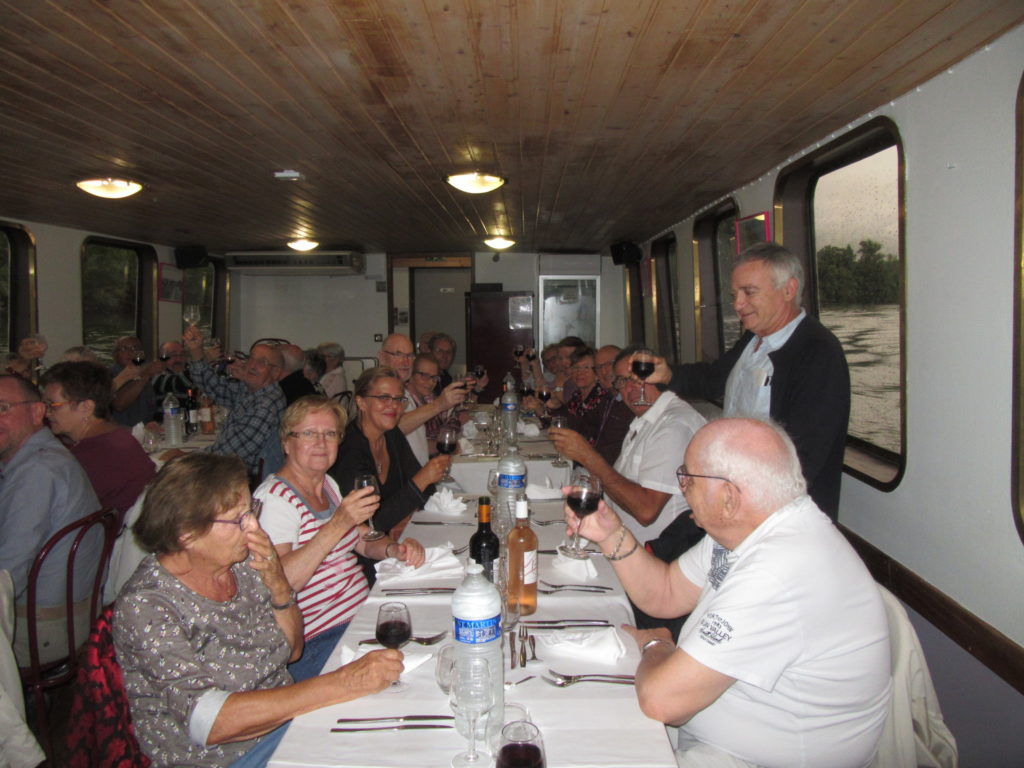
[354,473,385,541]
[535,384,552,419]
[513,344,525,362]
[131,350,146,366]
[549,415,569,468]
[449,656,496,767]
[436,426,459,482]
[558,467,603,560]
[472,364,486,380]
[631,349,656,407]
[375,602,412,692]
[182,303,201,328]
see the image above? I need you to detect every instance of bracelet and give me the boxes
[604,525,626,558]
[270,588,297,611]
[642,638,672,654]
[606,528,640,561]
[384,541,398,559]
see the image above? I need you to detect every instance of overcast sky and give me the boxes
[813,146,899,256]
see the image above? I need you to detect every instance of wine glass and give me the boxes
[549,415,569,468]
[535,384,552,417]
[436,426,459,482]
[513,344,525,362]
[631,349,656,407]
[449,656,496,767]
[354,474,385,541]
[182,304,201,328]
[525,348,537,363]
[558,468,603,560]
[472,364,486,380]
[132,350,146,366]
[497,720,546,768]
[434,643,457,695]
[375,602,412,692]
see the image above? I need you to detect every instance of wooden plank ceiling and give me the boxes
[0,0,1020,255]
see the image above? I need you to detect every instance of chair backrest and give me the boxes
[23,508,118,675]
[65,605,151,768]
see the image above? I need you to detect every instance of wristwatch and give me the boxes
[270,588,297,611]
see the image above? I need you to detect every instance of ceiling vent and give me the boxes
[224,250,365,276]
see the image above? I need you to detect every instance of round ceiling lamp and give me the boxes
[287,238,319,251]
[446,172,505,194]
[484,236,515,250]
[75,177,143,199]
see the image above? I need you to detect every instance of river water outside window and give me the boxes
[81,242,139,364]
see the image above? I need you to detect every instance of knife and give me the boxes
[331,724,454,732]
[510,630,517,669]
[520,619,611,626]
[411,521,474,526]
[382,588,456,595]
[336,715,455,723]
[523,622,615,629]
[537,549,603,556]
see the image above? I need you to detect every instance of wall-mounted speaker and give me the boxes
[610,241,642,265]
[174,245,209,269]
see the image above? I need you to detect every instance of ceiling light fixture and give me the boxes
[484,236,515,250]
[287,238,319,251]
[75,177,143,199]
[446,172,505,194]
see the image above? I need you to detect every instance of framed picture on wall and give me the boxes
[539,276,600,350]
[158,263,183,303]
[735,211,772,253]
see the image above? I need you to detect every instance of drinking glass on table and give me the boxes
[497,720,547,768]
[549,415,569,468]
[487,468,499,497]
[375,602,412,692]
[631,348,656,407]
[558,467,603,560]
[450,656,497,767]
[353,473,385,541]
[435,643,457,695]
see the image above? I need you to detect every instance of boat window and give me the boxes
[777,118,904,489]
[0,233,9,354]
[650,235,680,363]
[81,238,157,364]
[0,222,37,356]
[183,262,217,340]
[714,213,741,351]
[692,201,738,363]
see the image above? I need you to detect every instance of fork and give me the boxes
[358,630,448,646]
[453,543,470,555]
[542,675,635,687]
[537,586,611,594]
[540,580,611,591]
[532,519,565,526]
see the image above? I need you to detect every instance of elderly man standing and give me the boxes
[571,418,890,767]
[109,336,163,427]
[151,339,193,399]
[167,327,286,476]
[652,242,850,519]
[0,374,101,665]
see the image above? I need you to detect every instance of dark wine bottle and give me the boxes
[184,388,199,435]
[469,496,501,582]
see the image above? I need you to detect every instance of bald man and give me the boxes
[569,418,890,768]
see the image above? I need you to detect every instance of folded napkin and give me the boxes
[517,421,541,437]
[339,644,434,675]
[457,436,475,455]
[131,422,147,444]
[551,550,599,581]
[375,545,465,586]
[526,482,562,500]
[462,421,479,439]
[423,487,468,516]
[535,626,626,664]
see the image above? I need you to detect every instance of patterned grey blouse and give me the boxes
[114,555,293,767]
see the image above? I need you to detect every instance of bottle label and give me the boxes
[498,473,526,490]
[501,402,517,412]
[199,407,212,422]
[523,551,538,585]
[454,614,501,644]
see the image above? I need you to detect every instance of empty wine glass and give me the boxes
[449,656,496,767]
[354,474,385,541]
[375,602,412,692]
[631,349,656,407]
[497,720,547,768]
[182,303,201,327]
[436,426,459,482]
[549,415,569,468]
[558,467,603,560]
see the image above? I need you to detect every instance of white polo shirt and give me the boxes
[609,391,706,542]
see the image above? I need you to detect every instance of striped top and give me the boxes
[255,475,369,641]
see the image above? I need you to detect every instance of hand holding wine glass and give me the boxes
[375,602,412,692]
[558,468,603,560]
[435,426,459,482]
[354,474,385,541]
[182,303,201,328]
[631,349,656,407]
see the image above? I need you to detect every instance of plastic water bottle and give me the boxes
[495,444,527,530]
[451,563,504,744]
[162,392,183,446]
[499,384,519,448]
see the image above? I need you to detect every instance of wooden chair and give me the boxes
[19,508,118,761]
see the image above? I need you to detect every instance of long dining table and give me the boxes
[267,490,678,768]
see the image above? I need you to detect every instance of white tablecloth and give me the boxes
[268,500,676,768]
[449,437,571,496]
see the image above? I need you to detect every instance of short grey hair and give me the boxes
[318,342,344,360]
[734,242,804,305]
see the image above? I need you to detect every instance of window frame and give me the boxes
[692,200,738,363]
[649,234,681,364]
[1012,71,1024,546]
[775,116,906,491]
[0,221,38,353]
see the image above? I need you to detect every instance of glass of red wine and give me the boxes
[375,601,412,692]
[631,349,656,407]
[473,364,486,379]
[549,415,569,468]
[497,720,546,768]
[525,348,537,362]
[132,351,146,366]
[513,344,525,361]
[535,384,552,419]
[354,474,385,541]
[436,426,459,482]
[558,468,602,560]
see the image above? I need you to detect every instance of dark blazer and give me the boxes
[279,369,318,406]
[667,314,850,518]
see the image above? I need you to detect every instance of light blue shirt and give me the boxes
[723,310,806,418]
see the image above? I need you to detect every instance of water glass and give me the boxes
[450,656,496,767]
[434,643,457,695]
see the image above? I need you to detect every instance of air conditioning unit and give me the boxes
[224,251,365,276]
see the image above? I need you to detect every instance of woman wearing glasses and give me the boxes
[254,396,425,681]
[116,453,402,768]
[329,367,451,541]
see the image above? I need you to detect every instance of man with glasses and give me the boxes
[151,340,193,400]
[109,336,163,427]
[0,374,101,666]
[164,327,286,477]
[569,418,890,768]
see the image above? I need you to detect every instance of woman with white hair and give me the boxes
[316,342,349,398]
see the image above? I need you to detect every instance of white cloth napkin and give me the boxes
[535,627,626,664]
[517,421,540,437]
[551,550,599,581]
[526,482,562,500]
[457,436,475,455]
[461,421,479,439]
[131,422,147,444]
[374,545,465,586]
[338,644,434,675]
[423,487,468,516]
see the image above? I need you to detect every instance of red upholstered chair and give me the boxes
[18,508,118,760]
[65,605,150,768]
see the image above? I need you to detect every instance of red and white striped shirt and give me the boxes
[256,475,369,640]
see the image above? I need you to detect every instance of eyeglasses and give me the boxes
[381,349,414,361]
[596,361,614,370]
[612,376,636,391]
[676,465,740,493]
[250,357,281,370]
[0,400,37,415]
[288,429,340,442]
[212,498,263,527]
[44,400,76,412]
[570,365,595,373]
[363,394,409,405]
[413,371,440,382]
